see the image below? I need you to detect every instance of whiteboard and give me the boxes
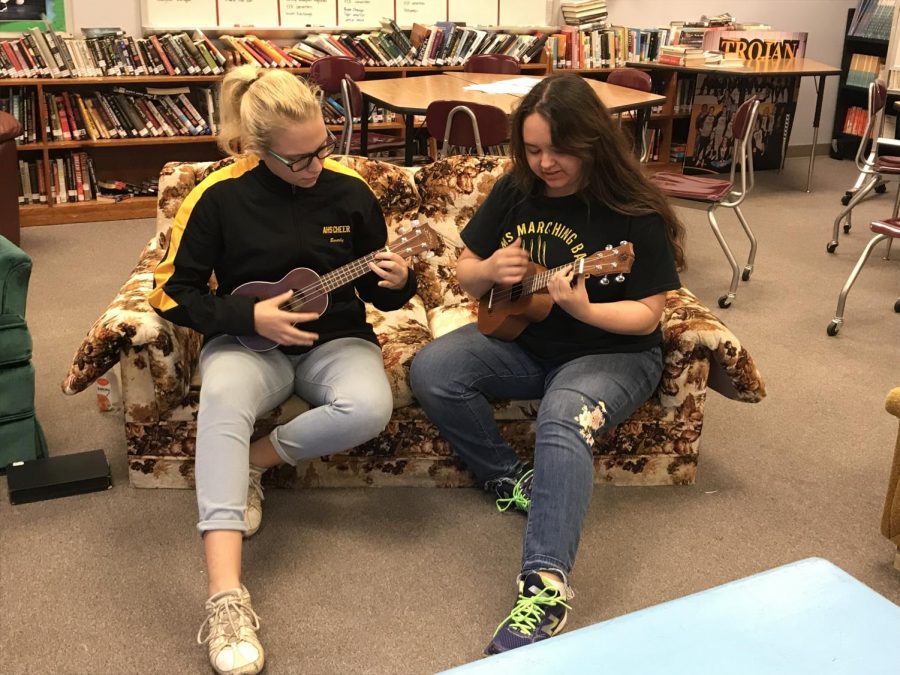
[448,0,497,27]
[281,0,336,28]
[218,0,280,27]
[396,0,447,26]
[499,0,551,26]
[338,0,395,27]
[142,0,217,28]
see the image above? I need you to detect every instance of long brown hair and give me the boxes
[509,73,685,270]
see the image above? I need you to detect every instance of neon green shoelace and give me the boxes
[495,469,533,512]
[493,585,571,637]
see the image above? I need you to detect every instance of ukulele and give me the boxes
[477,242,635,341]
[232,221,439,352]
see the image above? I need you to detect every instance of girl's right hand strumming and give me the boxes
[253,290,320,346]
[488,237,530,285]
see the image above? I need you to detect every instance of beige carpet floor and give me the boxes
[1,156,898,674]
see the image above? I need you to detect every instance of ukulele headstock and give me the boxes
[390,220,441,261]
[579,241,635,283]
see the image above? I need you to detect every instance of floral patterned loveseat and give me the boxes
[62,155,765,489]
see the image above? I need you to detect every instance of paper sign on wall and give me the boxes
[142,0,217,28]
[338,0,395,27]
[218,0,280,27]
[396,0,447,26]
[281,0,336,28]
[448,0,497,27]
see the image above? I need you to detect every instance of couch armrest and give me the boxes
[61,236,203,414]
[659,288,766,407]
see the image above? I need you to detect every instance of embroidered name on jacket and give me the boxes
[323,224,351,243]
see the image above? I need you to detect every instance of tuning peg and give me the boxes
[604,244,613,250]
[619,240,627,246]
[615,273,625,283]
[600,276,610,285]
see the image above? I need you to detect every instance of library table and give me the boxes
[633,58,841,192]
[439,557,900,675]
[356,73,665,166]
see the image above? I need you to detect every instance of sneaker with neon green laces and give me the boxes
[485,573,572,655]
[489,468,533,514]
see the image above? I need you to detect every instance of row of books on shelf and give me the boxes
[842,106,872,136]
[16,152,155,206]
[3,85,218,143]
[547,25,669,69]
[848,0,895,40]
[0,26,228,79]
[320,95,396,126]
[846,53,885,88]
[327,21,545,69]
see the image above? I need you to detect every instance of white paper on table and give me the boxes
[463,78,541,96]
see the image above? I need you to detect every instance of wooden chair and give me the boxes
[650,96,761,308]
[425,100,509,158]
[607,67,653,162]
[829,80,900,254]
[826,217,900,335]
[339,75,405,157]
[463,54,521,74]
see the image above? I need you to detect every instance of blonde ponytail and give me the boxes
[217,65,322,157]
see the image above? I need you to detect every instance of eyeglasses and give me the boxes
[267,131,337,172]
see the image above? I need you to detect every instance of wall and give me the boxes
[64,0,858,148]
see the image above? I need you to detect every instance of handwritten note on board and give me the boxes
[338,0,394,27]
[219,0,280,27]
[281,0,336,27]
[396,0,447,26]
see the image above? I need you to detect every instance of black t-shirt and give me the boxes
[461,174,681,364]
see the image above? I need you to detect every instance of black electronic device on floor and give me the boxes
[6,449,112,504]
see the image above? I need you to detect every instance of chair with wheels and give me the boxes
[828,80,900,254]
[826,217,900,336]
[424,100,509,159]
[607,67,653,162]
[649,96,761,308]
[463,54,521,74]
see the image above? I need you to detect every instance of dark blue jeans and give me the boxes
[410,323,662,581]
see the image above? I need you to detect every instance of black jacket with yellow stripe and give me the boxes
[149,157,417,353]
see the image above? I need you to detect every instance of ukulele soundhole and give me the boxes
[509,283,524,302]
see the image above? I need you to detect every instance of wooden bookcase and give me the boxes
[6,61,548,227]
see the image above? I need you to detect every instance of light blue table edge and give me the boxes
[438,557,900,675]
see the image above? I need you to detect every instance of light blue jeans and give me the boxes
[195,336,393,533]
[410,323,662,581]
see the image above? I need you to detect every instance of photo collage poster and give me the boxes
[0,0,64,32]
[685,74,801,173]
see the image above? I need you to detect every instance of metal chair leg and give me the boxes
[827,233,889,335]
[707,206,741,308]
[733,205,757,281]
[829,175,878,253]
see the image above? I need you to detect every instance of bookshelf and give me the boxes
[830,5,895,160]
[5,60,548,227]
[0,22,547,227]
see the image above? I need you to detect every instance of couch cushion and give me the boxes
[414,155,512,312]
